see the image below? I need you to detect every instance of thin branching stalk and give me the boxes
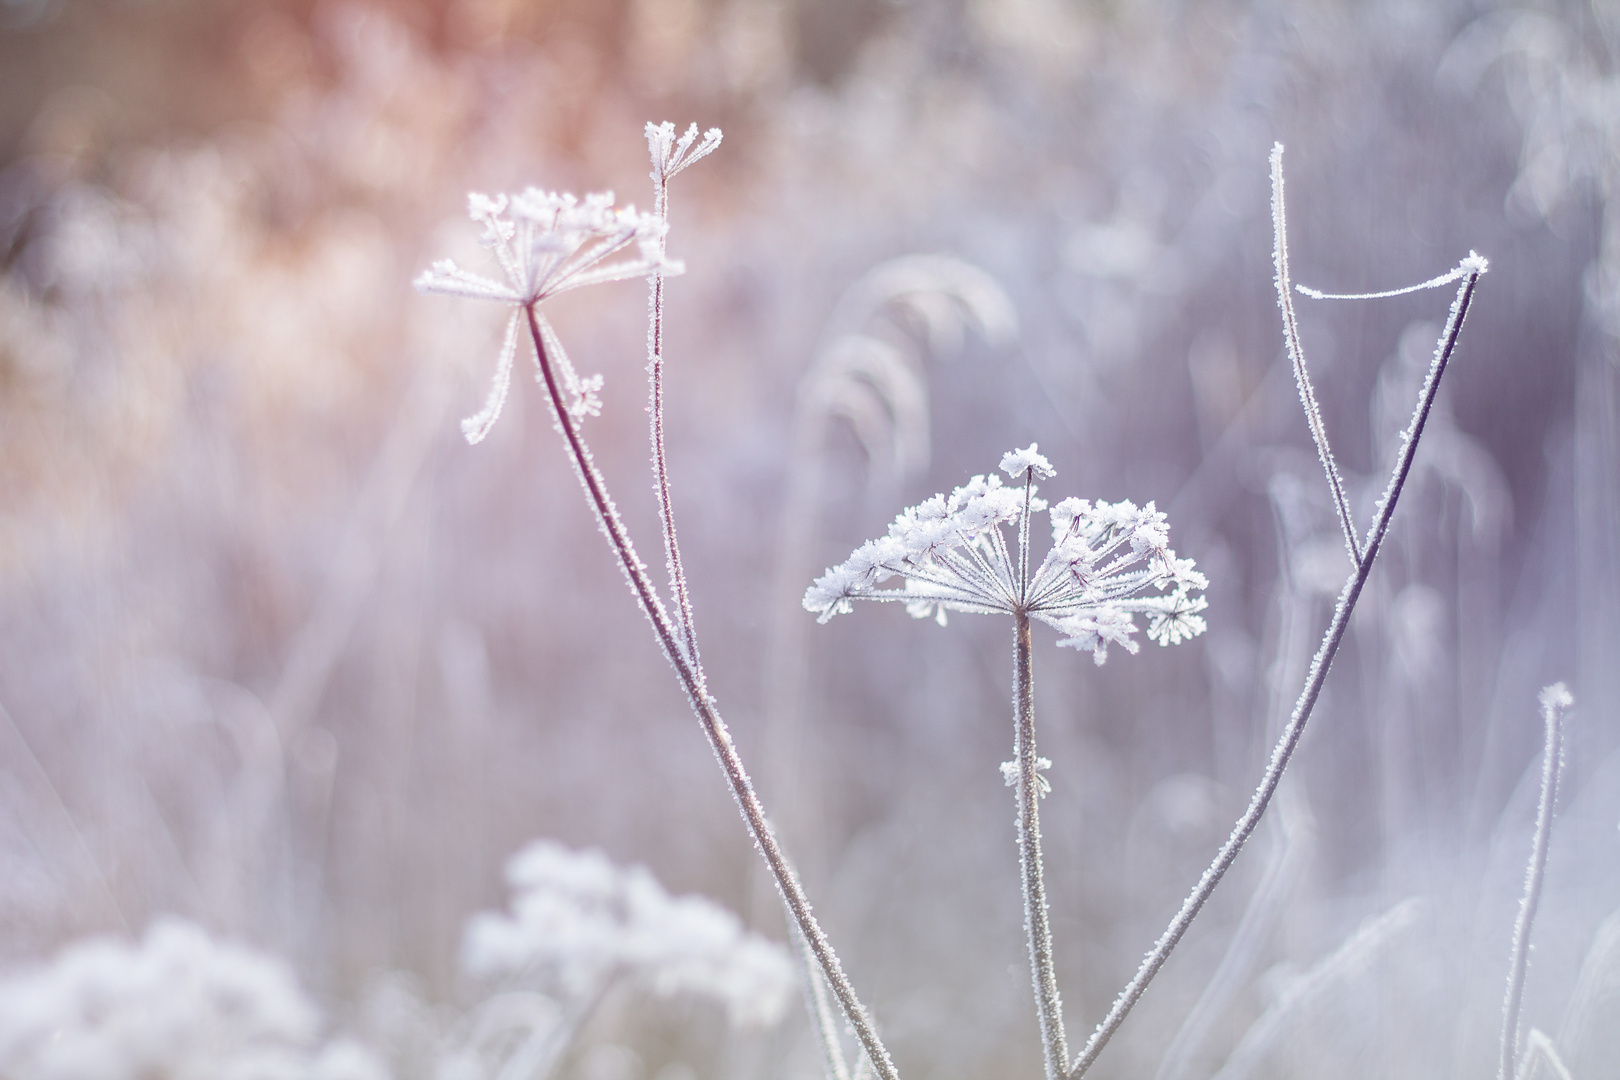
[1501,684,1574,1080]
[1015,606,1069,1080]
[523,306,900,1080]
[1270,144,1361,566]
[1067,158,1486,1080]
[647,171,701,677]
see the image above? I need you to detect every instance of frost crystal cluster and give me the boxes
[414,190,677,442]
[462,841,795,1027]
[804,445,1207,662]
[0,920,386,1080]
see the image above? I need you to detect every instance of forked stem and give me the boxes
[524,307,899,1080]
[1067,192,1485,1078]
[1015,609,1069,1080]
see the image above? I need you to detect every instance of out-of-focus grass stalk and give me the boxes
[1500,684,1573,1080]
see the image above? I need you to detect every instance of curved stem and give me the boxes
[1500,686,1573,1080]
[1016,610,1069,1080]
[525,307,899,1080]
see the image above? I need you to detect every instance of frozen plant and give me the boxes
[414,190,676,444]
[805,447,1206,1080]
[804,445,1208,660]
[419,130,1493,1080]
[808,144,1489,1080]
[0,919,387,1080]
[464,840,795,1028]
[417,125,899,1080]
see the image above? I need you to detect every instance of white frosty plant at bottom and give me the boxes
[463,841,796,1029]
[0,919,387,1080]
[803,444,1208,663]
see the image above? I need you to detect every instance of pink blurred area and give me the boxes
[1,2,1618,1079]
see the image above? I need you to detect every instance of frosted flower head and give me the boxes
[1000,443,1055,480]
[647,122,723,184]
[805,447,1208,663]
[462,841,794,1028]
[417,189,674,308]
[416,189,679,444]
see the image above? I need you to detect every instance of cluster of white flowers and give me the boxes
[0,920,387,1080]
[804,445,1207,663]
[462,842,795,1028]
[414,190,677,442]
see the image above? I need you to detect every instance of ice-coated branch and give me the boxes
[1270,144,1361,566]
[1295,260,1477,300]
[523,308,900,1080]
[1067,171,1486,1080]
[1500,684,1574,1080]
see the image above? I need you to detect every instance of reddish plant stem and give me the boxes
[525,306,898,1080]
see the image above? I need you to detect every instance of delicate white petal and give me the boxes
[414,260,522,303]
[461,311,522,444]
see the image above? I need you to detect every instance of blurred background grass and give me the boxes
[2,2,1618,1078]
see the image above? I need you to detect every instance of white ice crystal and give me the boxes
[462,842,794,1028]
[804,445,1207,663]
[415,190,678,443]
[0,919,388,1080]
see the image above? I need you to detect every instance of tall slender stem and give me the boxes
[524,307,899,1080]
[1500,685,1573,1080]
[1016,610,1069,1080]
[647,175,702,675]
[1068,261,1484,1080]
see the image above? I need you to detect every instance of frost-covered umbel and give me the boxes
[804,445,1207,663]
[414,190,677,443]
[463,841,795,1028]
[0,920,387,1080]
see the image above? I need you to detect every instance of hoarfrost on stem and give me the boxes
[804,445,1208,664]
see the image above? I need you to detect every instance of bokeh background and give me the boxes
[2,0,1619,1078]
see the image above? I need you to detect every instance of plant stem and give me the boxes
[1067,263,1483,1080]
[524,306,899,1080]
[647,175,702,675]
[1500,686,1573,1080]
[1271,144,1360,566]
[1015,609,1069,1080]
[791,916,854,1080]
